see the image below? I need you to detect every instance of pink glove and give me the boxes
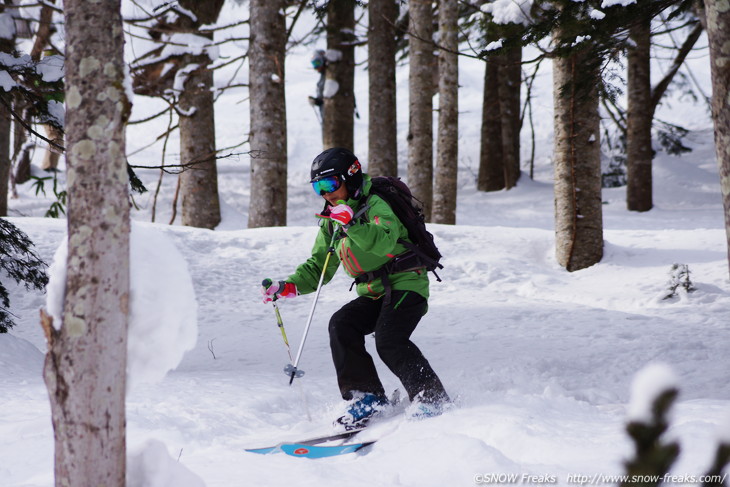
[261,279,298,303]
[330,204,354,226]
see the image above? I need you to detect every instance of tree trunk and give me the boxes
[478,56,505,191]
[368,0,398,176]
[553,47,604,272]
[177,1,223,229]
[499,44,522,189]
[705,0,730,277]
[43,1,130,485]
[323,0,356,150]
[11,97,32,189]
[179,58,221,229]
[0,14,13,217]
[0,95,9,217]
[248,0,288,228]
[478,26,522,193]
[432,0,458,224]
[626,18,653,212]
[407,0,434,220]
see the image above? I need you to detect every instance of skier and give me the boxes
[308,49,327,122]
[261,147,450,429]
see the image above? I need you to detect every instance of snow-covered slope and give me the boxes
[1,3,727,485]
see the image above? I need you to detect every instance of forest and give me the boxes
[1,1,729,486]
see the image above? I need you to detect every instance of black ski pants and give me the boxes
[328,290,449,403]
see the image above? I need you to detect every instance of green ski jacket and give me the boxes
[287,175,430,301]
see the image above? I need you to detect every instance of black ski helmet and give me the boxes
[310,147,363,198]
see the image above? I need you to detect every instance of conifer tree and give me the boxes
[0,219,48,332]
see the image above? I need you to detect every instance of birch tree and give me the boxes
[248,0,288,228]
[368,0,398,176]
[704,0,730,277]
[41,0,130,485]
[433,0,458,224]
[407,0,435,220]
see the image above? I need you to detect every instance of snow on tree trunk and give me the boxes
[705,0,730,278]
[553,46,604,272]
[626,18,653,213]
[433,0,458,225]
[323,0,356,150]
[407,0,434,220]
[179,59,221,229]
[367,0,398,177]
[248,0,288,228]
[478,56,505,192]
[42,0,130,485]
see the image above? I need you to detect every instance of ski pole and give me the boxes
[262,279,294,363]
[285,227,339,385]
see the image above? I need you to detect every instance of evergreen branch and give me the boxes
[0,219,49,332]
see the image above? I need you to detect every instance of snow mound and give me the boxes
[627,362,678,423]
[127,223,198,389]
[44,222,198,390]
[127,439,205,487]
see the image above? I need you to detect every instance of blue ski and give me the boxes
[246,428,372,457]
[279,441,374,458]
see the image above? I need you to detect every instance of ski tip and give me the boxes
[245,446,281,455]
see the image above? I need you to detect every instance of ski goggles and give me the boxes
[311,175,342,195]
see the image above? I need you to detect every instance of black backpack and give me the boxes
[322,176,444,302]
[367,176,444,282]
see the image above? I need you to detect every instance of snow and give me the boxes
[45,223,198,389]
[126,223,198,390]
[601,0,637,7]
[163,33,219,61]
[0,12,16,40]
[323,79,339,98]
[485,39,504,52]
[173,63,200,93]
[627,363,678,423]
[45,100,64,127]
[0,69,16,91]
[1,3,727,486]
[127,439,205,487]
[481,0,534,26]
[325,49,343,63]
[36,55,64,83]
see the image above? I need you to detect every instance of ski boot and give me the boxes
[335,392,389,431]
